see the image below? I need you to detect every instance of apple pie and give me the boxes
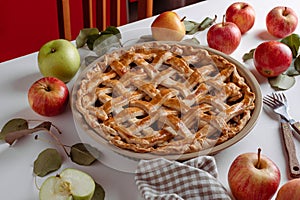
[75,42,256,155]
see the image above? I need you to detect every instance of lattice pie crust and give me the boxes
[76,42,255,155]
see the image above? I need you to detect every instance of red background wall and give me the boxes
[0,0,61,62]
[0,0,127,63]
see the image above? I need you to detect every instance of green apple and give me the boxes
[38,39,81,83]
[39,168,95,200]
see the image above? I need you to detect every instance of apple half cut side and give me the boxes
[39,168,95,200]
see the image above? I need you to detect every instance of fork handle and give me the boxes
[281,122,300,178]
[291,121,300,136]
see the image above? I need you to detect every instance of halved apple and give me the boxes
[39,168,95,200]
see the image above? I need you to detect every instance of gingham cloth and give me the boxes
[135,156,231,200]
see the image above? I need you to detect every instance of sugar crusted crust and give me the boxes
[76,42,255,155]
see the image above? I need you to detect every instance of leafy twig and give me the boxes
[184,15,217,35]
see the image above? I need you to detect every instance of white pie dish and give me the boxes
[71,41,262,162]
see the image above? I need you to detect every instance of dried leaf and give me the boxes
[91,182,105,200]
[34,121,52,130]
[33,148,62,177]
[70,143,101,166]
[268,74,296,90]
[280,33,300,58]
[0,118,28,140]
[4,121,52,145]
[5,129,41,145]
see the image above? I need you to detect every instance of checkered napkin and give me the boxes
[135,156,231,200]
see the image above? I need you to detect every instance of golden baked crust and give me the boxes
[76,42,255,155]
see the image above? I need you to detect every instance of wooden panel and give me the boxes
[138,0,153,19]
[66,0,128,39]
[95,0,128,31]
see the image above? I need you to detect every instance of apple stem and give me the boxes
[181,16,186,22]
[222,15,226,26]
[255,148,262,169]
[242,4,248,9]
[283,7,289,16]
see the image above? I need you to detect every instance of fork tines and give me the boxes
[263,94,284,108]
[272,92,287,103]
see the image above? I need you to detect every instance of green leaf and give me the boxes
[184,20,198,33]
[0,118,28,140]
[294,55,300,72]
[183,37,200,45]
[242,48,255,62]
[85,56,99,66]
[33,148,62,177]
[91,182,105,200]
[76,28,100,48]
[93,34,114,49]
[185,15,217,35]
[135,35,154,44]
[76,26,121,51]
[198,15,217,31]
[70,143,101,166]
[87,34,101,50]
[280,33,300,58]
[268,74,296,90]
[93,34,121,57]
[101,26,121,39]
[284,61,300,76]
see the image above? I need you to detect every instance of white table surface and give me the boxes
[1,0,300,199]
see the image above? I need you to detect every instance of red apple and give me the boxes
[228,148,281,200]
[266,6,298,38]
[207,16,241,54]
[225,2,256,34]
[276,178,300,200]
[28,77,69,117]
[253,41,292,77]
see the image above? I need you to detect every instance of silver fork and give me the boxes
[263,93,300,135]
[263,93,300,178]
